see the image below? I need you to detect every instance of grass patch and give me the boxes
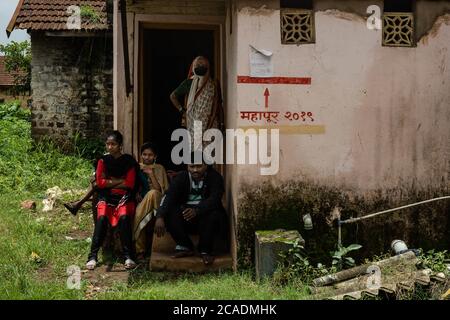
[0,190,311,299]
[95,271,311,300]
[80,5,101,24]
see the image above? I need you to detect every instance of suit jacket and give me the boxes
[155,167,225,218]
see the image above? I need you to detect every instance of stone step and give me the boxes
[150,232,232,272]
[150,252,233,273]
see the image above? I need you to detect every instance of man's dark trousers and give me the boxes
[166,205,221,254]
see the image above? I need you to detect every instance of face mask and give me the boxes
[194,66,208,76]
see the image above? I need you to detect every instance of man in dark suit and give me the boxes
[154,157,229,265]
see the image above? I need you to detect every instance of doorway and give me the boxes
[139,25,220,171]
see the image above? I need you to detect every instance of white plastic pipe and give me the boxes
[340,196,450,225]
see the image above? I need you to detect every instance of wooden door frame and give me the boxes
[137,23,221,153]
[133,14,225,158]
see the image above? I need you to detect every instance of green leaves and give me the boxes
[331,244,362,271]
[418,249,450,274]
[0,100,30,121]
[275,238,336,285]
[80,5,101,24]
[334,244,362,258]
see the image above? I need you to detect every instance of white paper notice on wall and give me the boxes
[249,45,273,77]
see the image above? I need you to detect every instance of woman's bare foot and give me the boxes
[64,202,80,216]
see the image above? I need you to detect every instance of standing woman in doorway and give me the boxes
[170,56,224,150]
[86,131,138,270]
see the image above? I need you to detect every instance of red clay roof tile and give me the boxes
[10,0,110,32]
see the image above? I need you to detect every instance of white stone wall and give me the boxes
[31,33,113,141]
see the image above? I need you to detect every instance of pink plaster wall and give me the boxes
[230,7,450,193]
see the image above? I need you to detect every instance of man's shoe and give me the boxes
[201,253,215,266]
[124,258,137,269]
[86,259,97,270]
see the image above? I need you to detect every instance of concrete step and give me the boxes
[150,252,233,272]
[150,232,232,272]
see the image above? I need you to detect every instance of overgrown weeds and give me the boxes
[273,239,336,286]
[418,249,450,275]
[80,5,101,24]
[0,102,91,195]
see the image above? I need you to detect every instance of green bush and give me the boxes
[0,100,30,121]
[274,239,335,285]
[331,243,362,271]
[0,103,91,194]
[418,249,450,274]
[72,133,105,162]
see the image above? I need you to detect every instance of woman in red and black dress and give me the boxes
[86,131,138,270]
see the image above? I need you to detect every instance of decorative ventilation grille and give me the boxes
[281,9,315,45]
[382,12,415,47]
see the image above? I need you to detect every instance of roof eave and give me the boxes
[6,0,25,37]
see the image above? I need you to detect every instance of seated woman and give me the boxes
[133,142,169,262]
[86,131,138,270]
[64,160,148,221]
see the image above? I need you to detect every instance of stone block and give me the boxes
[255,229,305,281]
[32,127,50,136]
[56,106,65,114]
[149,232,232,273]
[150,252,232,273]
[21,200,36,210]
[39,74,49,82]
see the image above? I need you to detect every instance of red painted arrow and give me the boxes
[264,88,270,109]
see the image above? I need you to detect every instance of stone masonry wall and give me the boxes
[30,33,113,142]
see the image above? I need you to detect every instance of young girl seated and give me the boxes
[133,142,169,262]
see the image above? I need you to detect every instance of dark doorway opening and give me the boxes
[141,27,216,171]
